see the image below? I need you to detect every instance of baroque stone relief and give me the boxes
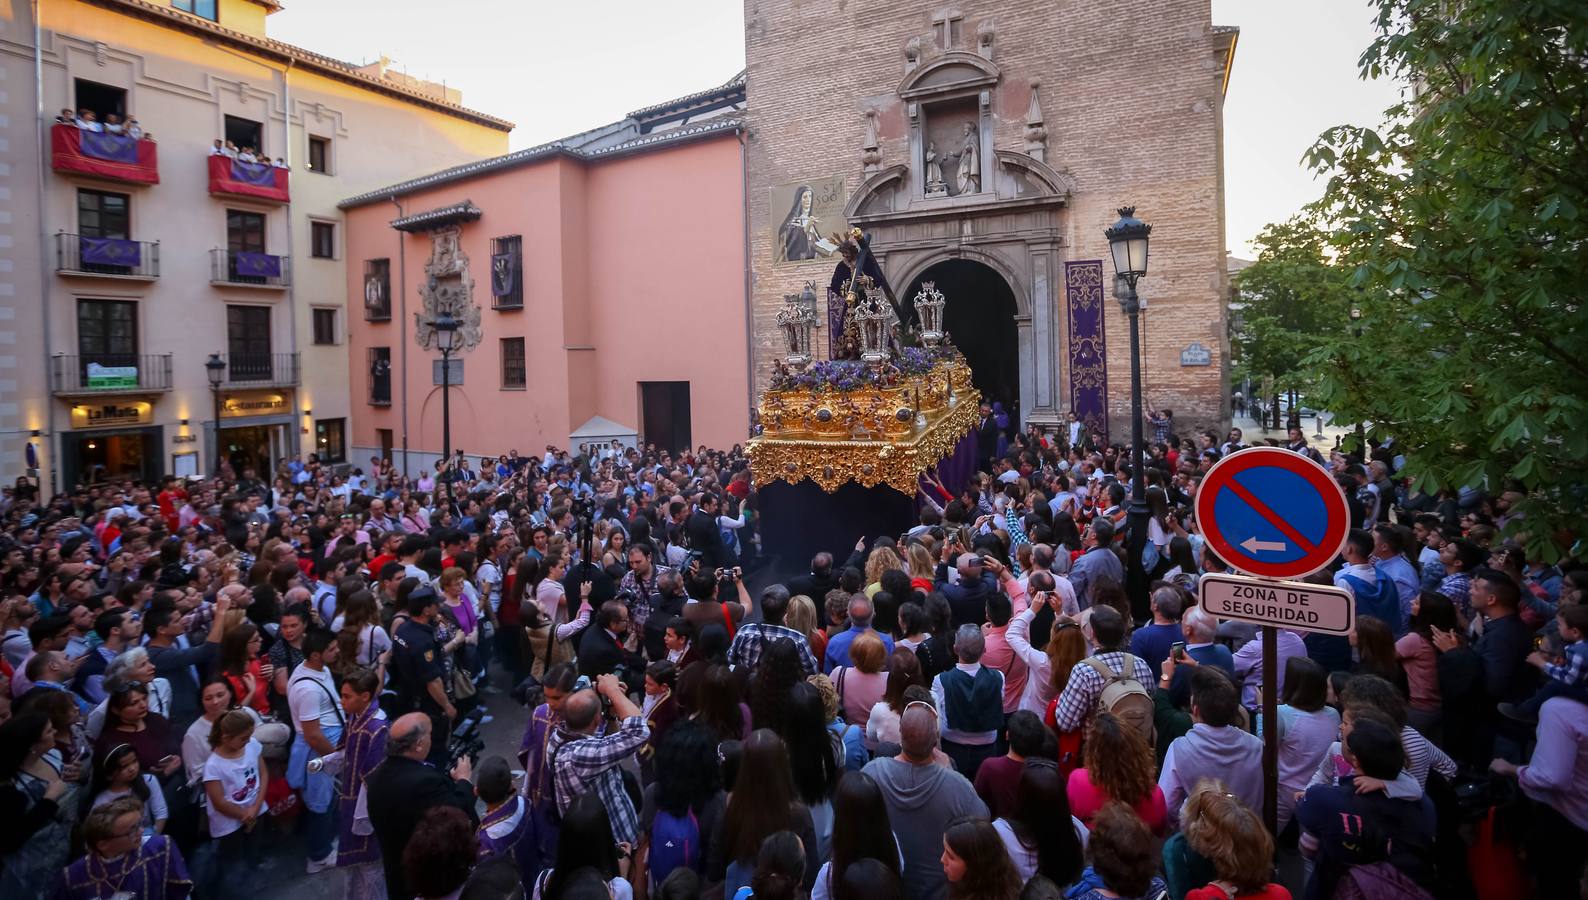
[413,224,483,352]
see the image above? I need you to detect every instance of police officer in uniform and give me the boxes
[391,586,456,766]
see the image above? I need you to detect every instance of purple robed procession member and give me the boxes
[335,673,388,900]
[477,793,538,888]
[54,833,192,900]
[233,251,282,279]
[78,130,142,164]
[516,700,564,869]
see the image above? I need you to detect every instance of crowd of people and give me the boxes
[0,416,1581,900]
[55,108,151,141]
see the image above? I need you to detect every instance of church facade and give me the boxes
[745,0,1238,439]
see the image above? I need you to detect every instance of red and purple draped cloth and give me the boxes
[1064,260,1110,441]
[234,251,282,278]
[336,706,388,868]
[80,236,141,267]
[207,154,290,202]
[50,124,160,184]
[55,834,192,899]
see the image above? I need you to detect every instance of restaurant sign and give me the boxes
[221,391,293,419]
[71,401,152,430]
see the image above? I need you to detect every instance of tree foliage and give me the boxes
[1231,217,1354,398]
[1303,0,1588,560]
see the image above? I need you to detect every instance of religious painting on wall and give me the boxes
[771,176,847,265]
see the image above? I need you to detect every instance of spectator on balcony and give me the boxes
[210,139,228,157]
[76,109,103,132]
[239,146,258,164]
[103,114,125,135]
[56,108,75,125]
[126,118,145,141]
[272,157,287,169]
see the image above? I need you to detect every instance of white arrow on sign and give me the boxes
[1240,536,1287,553]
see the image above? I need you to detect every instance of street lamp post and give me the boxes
[432,311,461,488]
[1104,207,1152,625]
[1349,306,1365,462]
[204,353,227,477]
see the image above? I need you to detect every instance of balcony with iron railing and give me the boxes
[50,354,173,397]
[210,249,291,289]
[217,352,300,387]
[56,233,160,280]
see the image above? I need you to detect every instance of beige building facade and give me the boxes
[0,0,510,490]
[744,0,1237,438]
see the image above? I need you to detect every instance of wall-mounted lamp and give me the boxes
[30,429,41,437]
[304,409,312,416]
[180,418,190,427]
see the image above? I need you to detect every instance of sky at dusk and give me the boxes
[267,0,1405,258]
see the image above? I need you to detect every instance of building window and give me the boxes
[490,235,524,308]
[364,259,391,321]
[315,418,347,463]
[78,190,130,239]
[73,79,126,123]
[311,308,337,345]
[307,136,331,174]
[368,347,392,405]
[310,221,336,259]
[77,299,138,368]
[501,337,526,389]
[171,0,217,21]
[226,305,271,382]
[224,115,263,155]
[227,210,266,252]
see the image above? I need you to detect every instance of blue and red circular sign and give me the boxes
[1194,446,1349,579]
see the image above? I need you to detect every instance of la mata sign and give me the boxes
[1198,572,1354,636]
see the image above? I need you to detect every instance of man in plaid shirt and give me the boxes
[727,584,818,674]
[548,673,650,844]
[1051,605,1156,732]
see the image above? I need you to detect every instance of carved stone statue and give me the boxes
[925,142,948,197]
[953,122,980,194]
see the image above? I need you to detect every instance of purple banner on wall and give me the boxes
[1065,260,1109,442]
[79,236,141,267]
[229,159,279,187]
[491,252,517,297]
[234,251,281,278]
[78,130,141,164]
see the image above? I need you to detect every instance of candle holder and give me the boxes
[776,292,817,370]
[913,281,947,347]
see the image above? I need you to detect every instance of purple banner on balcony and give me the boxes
[78,130,141,164]
[229,159,280,187]
[79,236,141,267]
[1065,260,1110,442]
[234,251,281,278]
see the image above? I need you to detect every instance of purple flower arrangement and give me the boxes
[768,345,957,393]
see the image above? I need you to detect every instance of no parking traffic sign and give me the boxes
[1194,447,1350,580]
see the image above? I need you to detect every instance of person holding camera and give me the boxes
[547,673,650,847]
[366,712,478,900]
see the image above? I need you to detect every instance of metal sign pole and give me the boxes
[1261,624,1278,837]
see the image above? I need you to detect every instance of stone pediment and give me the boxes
[898,51,1000,100]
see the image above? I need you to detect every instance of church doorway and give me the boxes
[904,259,1020,422]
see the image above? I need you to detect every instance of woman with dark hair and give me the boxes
[1350,616,1407,698]
[784,681,843,856]
[1274,655,1339,833]
[535,792,632,900]
[913,592,957,680]
[405,806,481,900]
[693,664,752,744]
[0,713,71,897]
[1067,803,1167,900]
[836,857,903,900]
[812,771,900,900]
[749,638,805,736]
[93,683,182,776]
[866,647,924,749]
[708,730,820,893]
[1067,711,1167,835]
[89,741,167,837]
[677,622,733,714]
[733,830,808,900]
[218,622,271,715]
[993,764,1086,886]
[520,661,581,864]
[1394,590,1456,739]
[642,719,726,884]
[940,817,1021,900]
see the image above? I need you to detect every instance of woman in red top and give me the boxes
[218,622,271,715]
[1065,710,1169,836]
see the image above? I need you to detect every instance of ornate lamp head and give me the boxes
[776,293,817,370]
[854,287,892,372]
[913,281,947,347]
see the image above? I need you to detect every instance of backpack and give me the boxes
[1339,573,1401,632]
[1084,653,1155,745]
[649,807,701,883]
[1331,863,1435,900]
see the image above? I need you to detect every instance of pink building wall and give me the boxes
[343,134,748,473]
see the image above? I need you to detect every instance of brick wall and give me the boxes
[744,0,1231,437]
